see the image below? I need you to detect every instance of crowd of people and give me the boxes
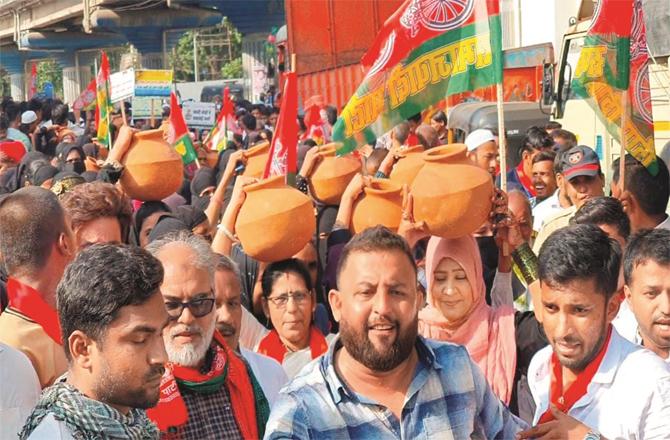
[0,93,669,440]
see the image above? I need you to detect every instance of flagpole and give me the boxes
[496,83,507,191]
[619,91,627,191]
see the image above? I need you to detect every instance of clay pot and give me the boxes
[351,179,403,234]
[242,141,270,178]
[120,129,183,201]
[410,144,493,238]
[206,150,219,168]
[235,175,316,262]
[389,145,425,185]
[84,156,101,172]
[309,143,361,205]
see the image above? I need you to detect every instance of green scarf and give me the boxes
[20,377,158,440]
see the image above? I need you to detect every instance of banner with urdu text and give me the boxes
[332,0,502,155]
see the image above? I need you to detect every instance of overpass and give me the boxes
[0,0,285,103]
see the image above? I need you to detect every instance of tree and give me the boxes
[169,18,242,82]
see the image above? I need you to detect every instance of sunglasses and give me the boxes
[164,296,215,320]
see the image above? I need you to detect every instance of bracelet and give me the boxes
[511,242,539,285]
[296,174,309,195]
[374,170,388,179]
[217,223,239,243]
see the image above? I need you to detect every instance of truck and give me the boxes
[542,0,670,179]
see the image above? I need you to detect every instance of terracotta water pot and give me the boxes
[389,145,425,185]
[351,179,403,234]
[310,143,361,205]
[410,144,493,238]
[120,129,183,201]
[235,175,316,262]
[242,141,270,178]
[84,156,101,172]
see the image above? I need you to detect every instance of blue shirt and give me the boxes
[264,336,527,439]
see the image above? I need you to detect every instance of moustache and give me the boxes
[169,324,203,339]
[366,316,399,330]
[216,322,237,336]
[554,335,581,345]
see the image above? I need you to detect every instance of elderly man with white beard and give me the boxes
[145,231,270,439]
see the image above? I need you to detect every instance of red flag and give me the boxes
[73,79,97,111]
[28,64,37,99]
[263,72,298,179]
[300,95,330,145]
[361,0,499,78]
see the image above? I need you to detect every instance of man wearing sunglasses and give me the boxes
[146,231,270,439]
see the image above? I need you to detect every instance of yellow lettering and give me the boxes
[575,46,607,78]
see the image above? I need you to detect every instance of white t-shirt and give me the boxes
[27,413,74,440]
[241,348,288,408]
[528,328,670,439]
[0,342,41,439]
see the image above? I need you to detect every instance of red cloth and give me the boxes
[538,326,613,424]
[6,278,61,345]
[263,72,298,179]
[257,326,328,364]
[168,92,190,144]
[515,162,537,197]
[147,331,259,439]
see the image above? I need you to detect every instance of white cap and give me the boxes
[465,128,497,152]
[21,110,37,125]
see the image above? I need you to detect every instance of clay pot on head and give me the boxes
[242,141,270,178]
[120,129,184,201]
[410,144,493,238]
[310,143,361,205]
[235,175,316,262]
[351,178,403,234]
[389,145,425,186]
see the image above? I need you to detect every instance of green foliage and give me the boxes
[169,18,243,82]
[37,59,63,98]
[221,58,242,79]
[0,68,9,98]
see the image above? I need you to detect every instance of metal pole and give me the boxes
[193,31,199,82]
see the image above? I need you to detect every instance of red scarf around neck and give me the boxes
[538,326,613,423]
[146,331,260,439]
[257,325,328,364]
[516,162,537,197]
[7,278,61,345]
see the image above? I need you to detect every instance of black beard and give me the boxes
[338,315,418,372]
[555,328,608,372]
[96,362,165,410]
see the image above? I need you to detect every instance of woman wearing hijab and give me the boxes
[190,168,216,210]
[132,201,171,247]
[419,235,517,404]
[56,143,86,174]
[173,205,211,242]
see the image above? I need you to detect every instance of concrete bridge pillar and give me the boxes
[9,73,25,101]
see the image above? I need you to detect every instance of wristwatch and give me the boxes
[583,431,601,440]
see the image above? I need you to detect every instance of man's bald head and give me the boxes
[416,124,438,149]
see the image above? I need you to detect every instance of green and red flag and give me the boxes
[168,92,198,165]
[263,71,298,180]
[571,0,657,174]
[332,0,502,155]
[95,51,113,149]
[205,86,238,152]
[73,79,97,112]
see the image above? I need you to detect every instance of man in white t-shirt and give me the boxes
[519,225,670,440]
[622,229,670,364]
[213,254,287,407]
[0,342,41,439]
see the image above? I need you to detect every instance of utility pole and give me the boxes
[193,31,199,82]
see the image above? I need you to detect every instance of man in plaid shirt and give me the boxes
[265,226,527,439]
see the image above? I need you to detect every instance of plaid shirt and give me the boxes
[265,336,527,439]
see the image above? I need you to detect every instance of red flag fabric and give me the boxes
[28,64,37,99]
[360,0,499,77]
[73,79,97,111]
[169,92,198,165]
[263,72,298,179]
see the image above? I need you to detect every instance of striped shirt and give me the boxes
[265,336,527,439]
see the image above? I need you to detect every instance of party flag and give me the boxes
[332,0,502,155]
[168,92,198,165]
[263,72,298,181]
[95,51,113,149]
[28,64,37,99]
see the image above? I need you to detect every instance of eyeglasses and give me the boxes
[266,291,310,308]
[164,297,216,319]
